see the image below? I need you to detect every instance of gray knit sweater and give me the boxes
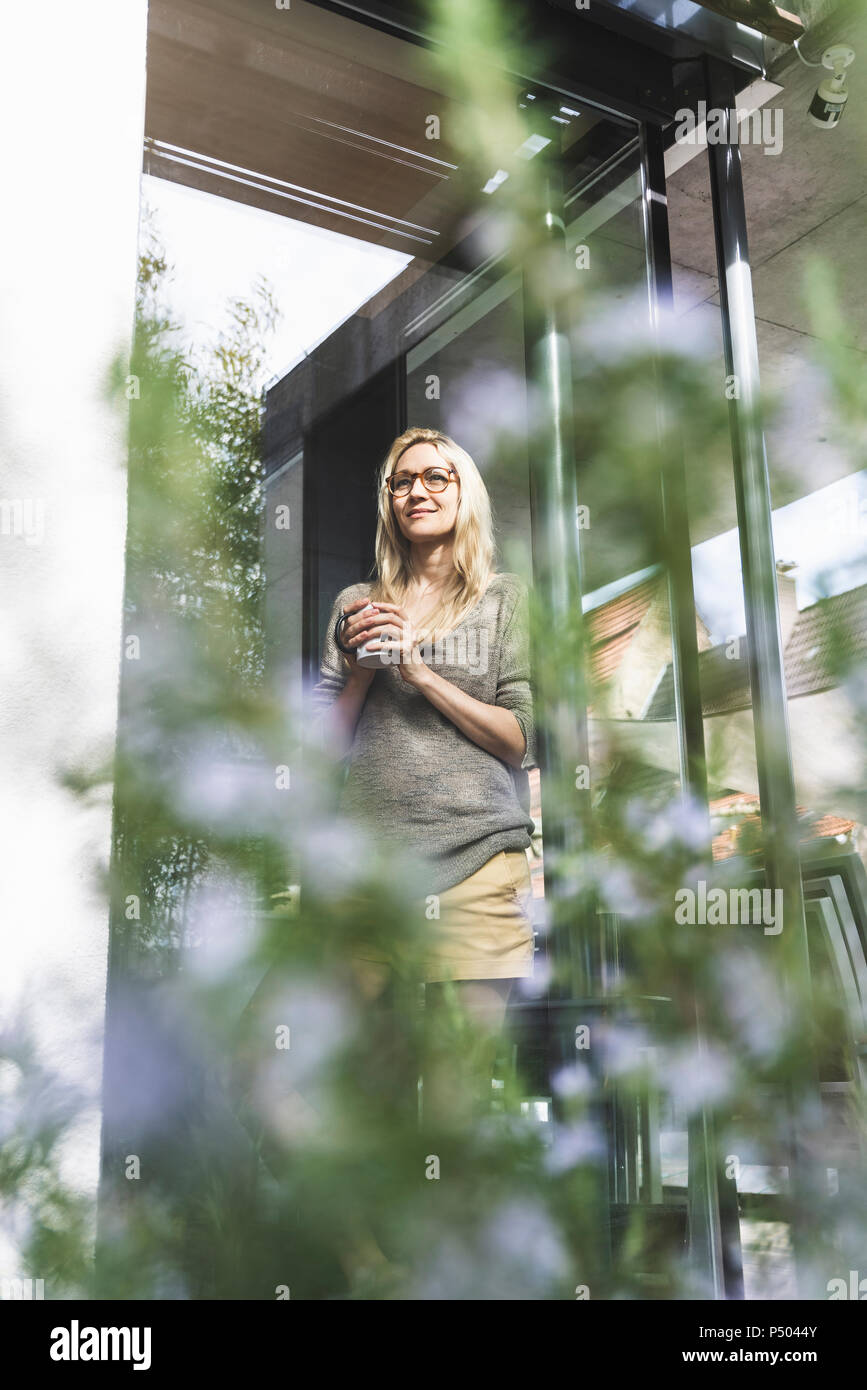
[311,572,538,894]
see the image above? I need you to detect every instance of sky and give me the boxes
[141,173,412,392]
[587,472,867,641]
[692,469,867,643]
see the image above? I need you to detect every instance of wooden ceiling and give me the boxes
[144,0,496,257]
[143,0,619,266]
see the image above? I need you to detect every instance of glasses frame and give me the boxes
[384,465,459,497]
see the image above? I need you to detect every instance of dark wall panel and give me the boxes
[302,361,404,682]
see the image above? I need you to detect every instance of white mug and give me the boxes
[336,603,398,668]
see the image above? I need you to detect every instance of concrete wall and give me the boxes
[0,0,148,1291]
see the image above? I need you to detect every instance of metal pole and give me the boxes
[704,55,826,1296]
[520,105,611,1286]
[642,121,737,1300]
[521,125,594,1000]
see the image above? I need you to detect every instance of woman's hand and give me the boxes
[346,598,526,766]
[357,602,429,685]
[338,597,380,685]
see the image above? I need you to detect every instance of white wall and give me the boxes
[0,0,148,1292]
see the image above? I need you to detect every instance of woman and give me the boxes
[312,425,538,1123]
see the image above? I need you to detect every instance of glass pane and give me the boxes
[107,0,683,1302]
[664,73,867,1293]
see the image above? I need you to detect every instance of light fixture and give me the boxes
[517,133,552,158]
[795,40,856,129]
[481,168,510,195]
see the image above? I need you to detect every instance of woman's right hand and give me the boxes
[338,596,380,683]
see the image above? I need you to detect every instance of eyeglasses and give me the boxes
[385,465,458,497]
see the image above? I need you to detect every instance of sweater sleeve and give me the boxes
[495,580,539,772]
[310,588,353,723]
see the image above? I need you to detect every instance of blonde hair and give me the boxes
[366,426,495,645]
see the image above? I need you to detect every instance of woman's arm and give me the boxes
[362,588,537,771]
[402,663,527,769]
[318,667,375,760]
[310,593,377,759]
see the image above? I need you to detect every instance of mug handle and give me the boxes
[334,611,356,655]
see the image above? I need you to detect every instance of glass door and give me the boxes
[106,0,736,1302]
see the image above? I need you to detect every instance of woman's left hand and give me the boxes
[359,603,429,684]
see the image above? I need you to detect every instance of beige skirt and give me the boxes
[351,849,536,984]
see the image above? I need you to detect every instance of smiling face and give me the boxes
[389,441,461,542]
